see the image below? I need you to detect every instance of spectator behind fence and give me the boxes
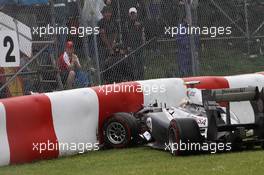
[144,0,163,54]
[104,0,118,20]
[58,41,81,89]
[112,0,147,44]
[176,18,200,77]
[81,0,105,58]
[98,6,118,83]
[125,7,145,80]
[118,0,147,22]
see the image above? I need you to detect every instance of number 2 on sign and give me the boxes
[0,31,19,67]
[3,36,16,63]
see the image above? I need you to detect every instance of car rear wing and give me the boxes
[201,87,264,141]
[202,87,259,103]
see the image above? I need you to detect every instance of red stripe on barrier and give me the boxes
[92,82,144,143]
[0,95,59,164]
[257,72,264,76]
[183,76,230,89]
[183,76,230,107]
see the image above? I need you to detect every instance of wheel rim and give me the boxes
[106,122,127,145]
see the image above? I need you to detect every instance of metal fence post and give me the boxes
[50,0,63,90]
[117,0,123,44]
[244,0,251,55]
[184,0,198,76]
[76,0,93,79]
[91,13,102,85]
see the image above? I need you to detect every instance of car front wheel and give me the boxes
[103,113,138,148]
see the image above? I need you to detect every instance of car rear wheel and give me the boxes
[103,113,138,148]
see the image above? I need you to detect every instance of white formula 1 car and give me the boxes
[102,83,264,155]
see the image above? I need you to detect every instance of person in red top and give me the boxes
[58,41,81,89]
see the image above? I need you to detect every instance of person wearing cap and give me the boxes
[58,41,81,89]
[98,6,118,82]
[119,0,147,23]
[125,7,145,80]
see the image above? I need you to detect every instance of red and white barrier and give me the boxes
[46,88,99,156]
[0,95,59,165]
[0,103,10,165]
[0,72,264,166]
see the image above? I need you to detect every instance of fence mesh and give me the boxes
[0,0,263,98]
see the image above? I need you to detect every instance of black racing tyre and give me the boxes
[261,142,264,150]
[231,138,243,151]
[103,113,138,148]
[245,142,254,150]
[168,118,203,156]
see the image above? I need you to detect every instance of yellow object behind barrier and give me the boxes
[4,68,24,97]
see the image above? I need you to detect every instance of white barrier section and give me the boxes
[225,74,264,123]
[0,103,10,165]
[46,88,99,156]
[138,78,186,107]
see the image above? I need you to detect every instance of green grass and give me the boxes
[199,46,264,76]
[1,147,264,175]
[144,42,264,79]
